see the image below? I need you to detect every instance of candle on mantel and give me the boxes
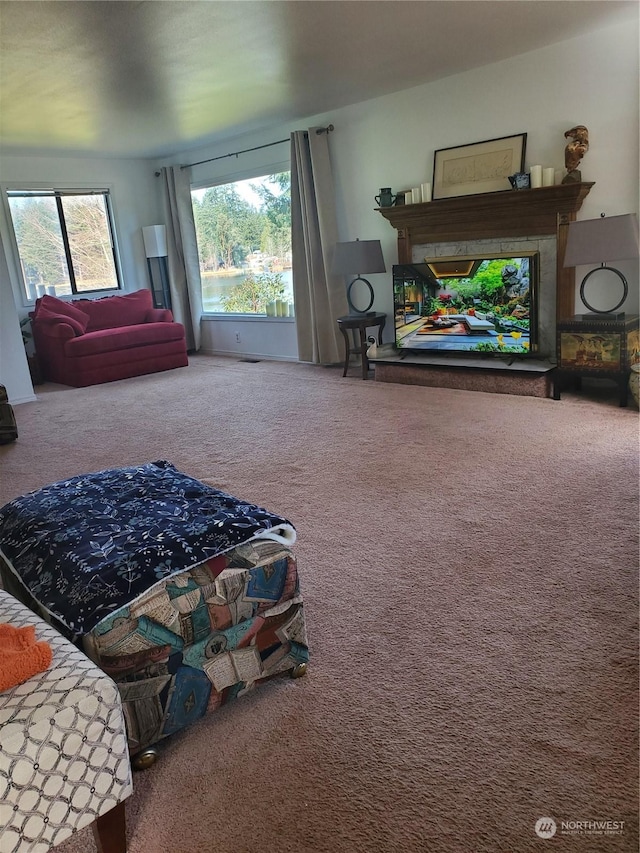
[530,165,543,188]
[542,167,555,187]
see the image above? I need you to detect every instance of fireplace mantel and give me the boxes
[377,182,594,319]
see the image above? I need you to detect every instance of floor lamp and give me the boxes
[142,225,172,310]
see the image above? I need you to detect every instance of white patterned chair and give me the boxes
[0,589,133,853]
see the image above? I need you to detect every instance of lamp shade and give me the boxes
[142,225,168,258]
[563,213,639,267]
[332,240,386,275]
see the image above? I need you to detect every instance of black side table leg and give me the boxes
[339,327,350,377]
[359,327,368,380]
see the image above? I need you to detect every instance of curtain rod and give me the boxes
[154,125,334,176]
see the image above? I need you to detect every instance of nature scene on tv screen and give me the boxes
[394,255,536,354]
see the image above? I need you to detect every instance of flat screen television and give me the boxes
[393,252,539,356]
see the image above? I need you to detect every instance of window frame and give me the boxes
[191,162,292,318]
[3,186,123,303]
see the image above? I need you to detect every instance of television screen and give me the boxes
[393,253,539,355]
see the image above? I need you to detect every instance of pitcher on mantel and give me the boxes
[375,188,396,207]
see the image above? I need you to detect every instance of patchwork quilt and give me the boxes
[82,538,308,754]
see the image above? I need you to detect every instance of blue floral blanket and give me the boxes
[0,461,296,638]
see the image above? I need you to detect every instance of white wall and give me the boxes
[1,15,637,394]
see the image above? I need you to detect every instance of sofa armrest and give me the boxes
[146,308,175,323]
[33,320,78,341]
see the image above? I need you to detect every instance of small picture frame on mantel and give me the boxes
[432,133,527,200]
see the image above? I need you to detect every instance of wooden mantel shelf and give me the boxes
[376,182,594,244]
[377,181,594,320]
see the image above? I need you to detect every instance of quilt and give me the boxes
[0,461,296,639]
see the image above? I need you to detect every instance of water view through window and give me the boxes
[191,173,292,315]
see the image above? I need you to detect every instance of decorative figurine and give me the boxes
[562,125,589,184]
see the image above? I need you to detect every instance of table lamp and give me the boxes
[563,213,639,316]
[332,239,386,314]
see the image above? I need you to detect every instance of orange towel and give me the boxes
[0,623,53,692]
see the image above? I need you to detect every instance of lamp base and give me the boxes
[346,276,375,314]
[579,265,628,315]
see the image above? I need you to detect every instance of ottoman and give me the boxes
[0,462,309,768]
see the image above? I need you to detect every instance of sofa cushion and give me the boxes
[74,289,153,331]
[35,305,87,336]
[35,295,90,332]
[65,322,185,358]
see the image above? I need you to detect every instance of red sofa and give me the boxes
[31,289,188,387]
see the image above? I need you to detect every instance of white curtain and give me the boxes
[159,166,203,351]
[291,128,347,364]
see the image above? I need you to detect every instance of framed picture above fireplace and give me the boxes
[432,133,527,200]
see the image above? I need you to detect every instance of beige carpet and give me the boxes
[1,355,638,853]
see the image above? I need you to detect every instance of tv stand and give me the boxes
[369,345,556,398]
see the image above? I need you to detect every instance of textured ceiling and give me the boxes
[0,0,636,158]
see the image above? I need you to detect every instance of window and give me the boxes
[7,190,121,300]
[191,172,292,315]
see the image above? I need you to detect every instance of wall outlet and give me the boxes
[235,332,241,343]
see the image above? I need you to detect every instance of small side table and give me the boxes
[554,313,639,406]
[337,312,386,380]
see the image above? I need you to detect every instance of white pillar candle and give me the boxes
[542,167,555,187]
[412,187,421,204]
[266,301,276,317]
[403,191,412,205]
[36,284,45,299]
[421,182,432,203]
[530,165,543,188]
[46,285,57,296]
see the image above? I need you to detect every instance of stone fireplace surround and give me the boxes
[373,183,594,396]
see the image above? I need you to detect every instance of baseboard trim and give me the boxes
[198,348,299,363]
